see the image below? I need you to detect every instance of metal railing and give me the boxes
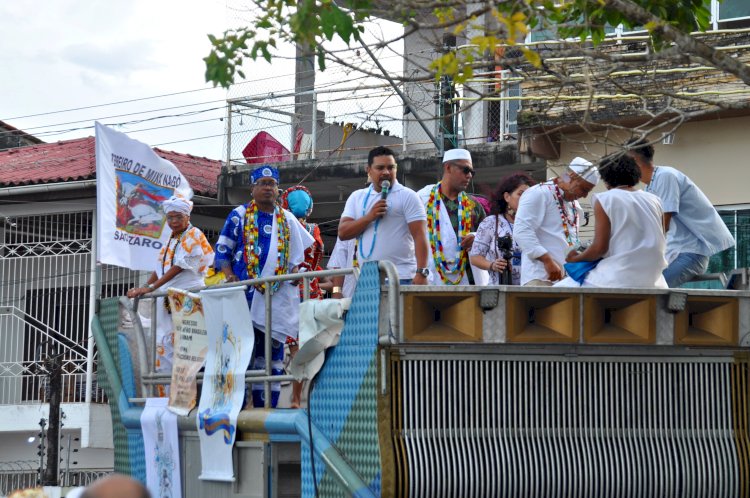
[0,468,110,496]
[128,266,372,408]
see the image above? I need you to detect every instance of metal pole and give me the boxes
[311,92,318,160]
[85,210,100,404]
[264,287,273,408]
[359,40,442,152]
[226,102,233,169]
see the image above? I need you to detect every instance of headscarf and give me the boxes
[281,185,314,218]
[162,195,193,215]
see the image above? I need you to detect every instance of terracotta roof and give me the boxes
[0,136,222,196]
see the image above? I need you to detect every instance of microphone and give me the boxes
[380,180,391,200]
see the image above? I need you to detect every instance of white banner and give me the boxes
[95,121,192,270]
[196,286,254,482]
[168,289,208,416]
[141,397,182,498]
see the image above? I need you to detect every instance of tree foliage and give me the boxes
[204,0,717,88]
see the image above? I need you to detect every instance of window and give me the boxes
[718,0,750,22]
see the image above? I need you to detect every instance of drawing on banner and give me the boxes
[168,290,208,416]
[115,171,171,238]
[155,411,176,498]
[198,321,241,444]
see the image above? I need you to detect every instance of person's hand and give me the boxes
[224,273,239,283]
[460,233,475,250]
[367,199,388,221]
[489,258,507,272]
[412,273,427,285]
[542,258,563,282]
[565,249,580,263]
[127,286,151,298]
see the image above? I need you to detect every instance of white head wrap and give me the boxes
[443,148,472,163]
[568,157,600,185]
[162,195,193,215]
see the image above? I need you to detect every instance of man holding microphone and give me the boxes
[338,146,430,284]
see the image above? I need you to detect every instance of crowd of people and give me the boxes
[127,140,735,407]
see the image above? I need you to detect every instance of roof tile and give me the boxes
[0,136,222,196]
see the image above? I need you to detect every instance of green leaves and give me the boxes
[203,0,717,87]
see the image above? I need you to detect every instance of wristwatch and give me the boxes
[415,268,430,277]
[332,286,342,294]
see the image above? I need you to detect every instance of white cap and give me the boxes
[568,157,600,185]
[442,148,472,163]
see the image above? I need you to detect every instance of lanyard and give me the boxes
[358,185,380,259]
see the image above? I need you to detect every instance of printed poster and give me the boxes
[95,122,192,270]
[141,397,182,498]
[196,286,254,481]
[167,289,208,416]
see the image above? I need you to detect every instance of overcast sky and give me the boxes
[0,0,241,159]
[0,0,403,162]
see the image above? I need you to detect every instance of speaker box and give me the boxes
[506,293,579,343]
[402,292,483,342]
[583,295,656,344]
[674,296,739,346]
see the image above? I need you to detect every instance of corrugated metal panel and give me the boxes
[394,356,750,497]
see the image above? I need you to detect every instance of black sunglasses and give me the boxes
[453,164,476,176]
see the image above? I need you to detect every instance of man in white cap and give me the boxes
[417,148,487,285]
[514,157,600,285]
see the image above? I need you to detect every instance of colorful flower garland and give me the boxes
[243,202,290,292]
[426,182,472,284]
[547,183,579,247]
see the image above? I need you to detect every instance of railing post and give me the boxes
[264,286,273,408]
[226,101,233,169]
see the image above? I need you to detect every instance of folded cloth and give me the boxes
[563,259,602,284]
[289,298,351,381]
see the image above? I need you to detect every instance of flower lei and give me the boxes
[243,202,290,292]
[426,182,472,284]
[548,183,579,247]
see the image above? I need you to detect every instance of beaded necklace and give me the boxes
[243,202,290,292]
[426,182,472,284]
[357,184,380,260]
[547,183,579,247]
[161,225,192,273]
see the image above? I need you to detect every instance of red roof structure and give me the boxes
[0,136,222,196]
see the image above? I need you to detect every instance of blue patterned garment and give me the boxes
[215,205,274,304]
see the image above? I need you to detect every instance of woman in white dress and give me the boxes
[556,154,667,288]
[127,196,215,395]
[469,173,535,285]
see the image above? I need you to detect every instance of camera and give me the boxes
[497,234,513,260]
[495,234,514,285]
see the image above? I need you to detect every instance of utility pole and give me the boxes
[438,33,459,152]
[42,351,63,486]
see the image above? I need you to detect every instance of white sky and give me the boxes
[0,0,404,161]
[1,0,236,159]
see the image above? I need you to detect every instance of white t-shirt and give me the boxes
[327,237,357,298]
[583,189,668,288]
[514,182,583,285]
[341,181,427,280]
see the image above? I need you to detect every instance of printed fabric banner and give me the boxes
[196,286,254,481]
[168,289,209,416]
[141,397,182,498]
[95,121,192,270]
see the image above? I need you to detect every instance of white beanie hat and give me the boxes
[568,157,600,185]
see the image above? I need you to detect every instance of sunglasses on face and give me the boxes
[453,165,476,176]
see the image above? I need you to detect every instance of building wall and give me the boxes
[558,115,750,207]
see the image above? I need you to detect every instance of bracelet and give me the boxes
[147,283,155,290]
[332,286,342,294]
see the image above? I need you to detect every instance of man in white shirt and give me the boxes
[626,137,735,287]
[327,237,357,298]
[514,157,600,285]
[338,146,430,284]
[417,148,488,285]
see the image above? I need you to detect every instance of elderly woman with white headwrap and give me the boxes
[127,195,215,395]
